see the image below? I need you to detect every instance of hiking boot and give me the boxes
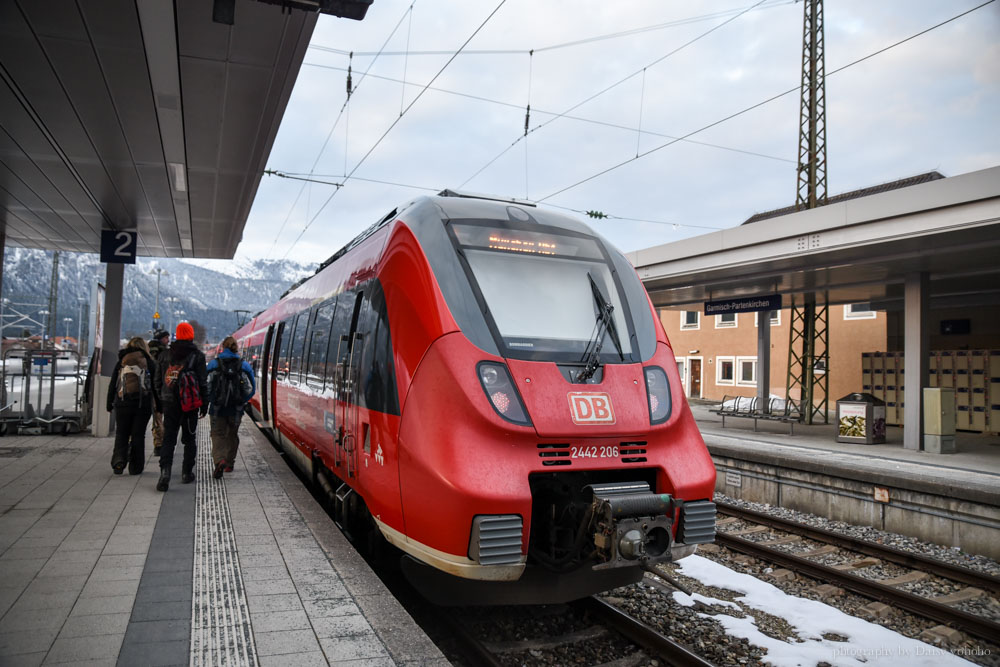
[213,460,226,480]
[156,468,170,492]
[181,471,195,484]
[112,462,125,475]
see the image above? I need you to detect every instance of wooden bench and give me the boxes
[711,395,801,434]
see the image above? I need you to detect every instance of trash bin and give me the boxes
[836,393,886,444]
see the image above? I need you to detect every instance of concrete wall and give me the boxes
[712,451,1000,560]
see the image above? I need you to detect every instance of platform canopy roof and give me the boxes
[0,0,371,259]
[627,166,1000,312]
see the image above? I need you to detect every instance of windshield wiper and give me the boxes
[577,272,624,383]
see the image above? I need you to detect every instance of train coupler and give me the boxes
[587,482,674,570]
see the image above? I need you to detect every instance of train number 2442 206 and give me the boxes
[571,445,620,459]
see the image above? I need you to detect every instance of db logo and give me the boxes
[568,392,616,425]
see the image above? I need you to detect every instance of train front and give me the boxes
[395,196,716,604]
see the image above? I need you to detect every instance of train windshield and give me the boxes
[449,222,636,362]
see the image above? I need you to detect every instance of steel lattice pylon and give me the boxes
[786,295,829,424]
[796,0,827,211]
[787,0,830,424]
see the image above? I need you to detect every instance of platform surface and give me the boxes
[0,420,446,666]
[689,400,1000,503]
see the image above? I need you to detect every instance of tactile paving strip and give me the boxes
[191,421,259,666]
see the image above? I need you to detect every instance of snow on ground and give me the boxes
[675,555,976,667]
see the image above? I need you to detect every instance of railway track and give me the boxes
[714,501,1000,644]
[717,501,1000,593]
[440,596,715,667]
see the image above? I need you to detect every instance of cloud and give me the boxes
[239,0,1000,261]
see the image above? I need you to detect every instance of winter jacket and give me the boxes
[157,339,209,413]
[206,348,256,417]
[148,338,169,364]
[106,347,162,413]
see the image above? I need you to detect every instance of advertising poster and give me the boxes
[839,404,867,438]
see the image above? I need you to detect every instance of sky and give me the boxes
[236,0,1000,264]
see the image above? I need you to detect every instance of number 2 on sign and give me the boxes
[115,232,132,257]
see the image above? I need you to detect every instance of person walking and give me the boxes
[156,322,208,492]
[147,329,170,457]
[106,337,161,475]
[206,336,256,479]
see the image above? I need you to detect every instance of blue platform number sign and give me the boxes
[100,229,137,264]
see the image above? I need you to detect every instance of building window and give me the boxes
[715,313,737,328]
[717,356,735,385]
[681,311,700,330]
[754,310,781,327]
[844,303,876,320]
[737,357,757,385]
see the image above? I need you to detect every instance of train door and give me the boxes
[269,321,286,427]
[260,324,275,424]
[338,292,365,478]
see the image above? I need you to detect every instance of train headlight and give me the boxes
[644,366,671,424]
[477,362,532,426]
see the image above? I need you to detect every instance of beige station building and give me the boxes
[629,166,1000,447]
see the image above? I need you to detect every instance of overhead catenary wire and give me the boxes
[301,61,795,164]
[636,68,647,158]
[545,203,725,231]
[278,0,509,261]
[265,170,725,233]
[263,4,415,261]
[400,1,415,115]
[306,0,795,58]
[524,49,533,199]
[538,0,997,202]
[459,0,772,189]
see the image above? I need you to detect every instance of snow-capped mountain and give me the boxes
[2,248,315,345]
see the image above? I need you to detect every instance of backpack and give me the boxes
[117,364,149,402]
[164,354,202,412]
[213,357,244,410]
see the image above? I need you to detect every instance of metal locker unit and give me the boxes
[861,349,998,434]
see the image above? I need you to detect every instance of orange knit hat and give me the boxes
[175,322,195,341]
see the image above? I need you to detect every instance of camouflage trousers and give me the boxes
[151,411,164,450]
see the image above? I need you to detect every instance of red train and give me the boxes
[234,190,716,604]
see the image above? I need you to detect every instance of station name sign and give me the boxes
[704,293,781,315]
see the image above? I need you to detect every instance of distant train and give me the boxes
[234,190,716,604]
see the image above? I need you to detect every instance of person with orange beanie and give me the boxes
[155,321,208,491]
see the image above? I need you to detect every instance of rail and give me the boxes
[715,530,1000,644]
[716,501,1000,594]
[575,596,717,667]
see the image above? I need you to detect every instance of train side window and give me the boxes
[307,299,336,391]
[326,291,354,386]
[354,291,375,410]
[362,282,400,415]
[288,312,309,384]
[277,318,294,381]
